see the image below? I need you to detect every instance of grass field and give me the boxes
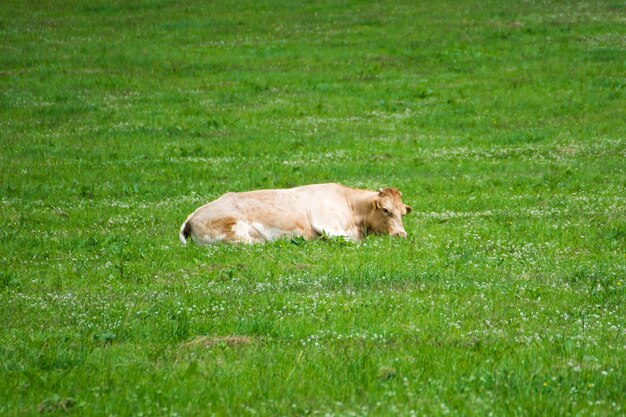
[1,0,625,415]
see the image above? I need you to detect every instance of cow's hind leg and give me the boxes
[187,215,267,245]
[187,216,239,245]
[229,220,265,244]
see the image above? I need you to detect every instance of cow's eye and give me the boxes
[382,208,389,215]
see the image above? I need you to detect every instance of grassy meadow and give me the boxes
[1,0,625,415]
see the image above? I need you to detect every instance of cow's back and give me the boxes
[181,187,316,244]
[181,183,357,244]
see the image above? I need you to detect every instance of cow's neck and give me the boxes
[346,189,378,237]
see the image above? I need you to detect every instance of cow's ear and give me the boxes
[373,198,382,209]
[405,205,412,214]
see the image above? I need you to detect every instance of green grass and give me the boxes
[1,0,624,415]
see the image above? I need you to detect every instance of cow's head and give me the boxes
[367,188,412,238]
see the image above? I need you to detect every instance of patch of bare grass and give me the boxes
[180,335,259,349]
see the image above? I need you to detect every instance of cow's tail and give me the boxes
[179,218,192,246]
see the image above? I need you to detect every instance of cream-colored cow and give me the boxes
[179,183,411,245]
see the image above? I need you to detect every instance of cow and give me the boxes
[179,183,411,245]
